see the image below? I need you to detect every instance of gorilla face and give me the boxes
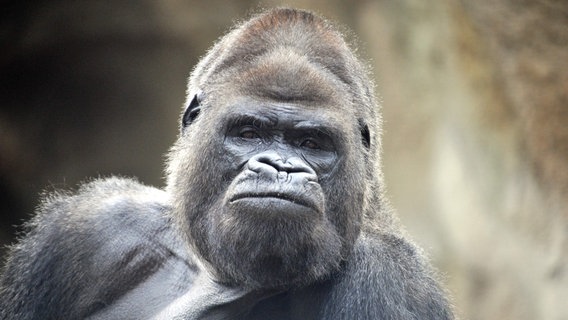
[211,102,345,284]
[168,83,368,289]
[166,11,373,289]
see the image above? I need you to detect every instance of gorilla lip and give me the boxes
[229,192,318,212]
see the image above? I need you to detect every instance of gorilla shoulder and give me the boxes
[318,232,453,319]
[0,177,194,319]
[28,177,173,246]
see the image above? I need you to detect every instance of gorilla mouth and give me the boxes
[230,192,319,213]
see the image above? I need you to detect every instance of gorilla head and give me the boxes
[166,8,381,289]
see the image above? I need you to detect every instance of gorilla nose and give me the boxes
[247,152,318,182]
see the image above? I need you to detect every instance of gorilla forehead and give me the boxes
[220,48,352,110]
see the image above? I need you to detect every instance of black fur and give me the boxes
[0,8,454,320]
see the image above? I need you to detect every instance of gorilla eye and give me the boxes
[300,139,320,150]
[239,128,261,139]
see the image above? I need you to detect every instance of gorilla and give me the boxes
[0,8,454,320]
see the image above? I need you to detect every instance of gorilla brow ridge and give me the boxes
[227,114,275,131]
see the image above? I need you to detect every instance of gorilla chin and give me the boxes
[204,199,344,289]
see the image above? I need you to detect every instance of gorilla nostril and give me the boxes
[284,159,316,175]
[247,156,277,177]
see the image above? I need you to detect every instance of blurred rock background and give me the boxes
[1,1,567,319]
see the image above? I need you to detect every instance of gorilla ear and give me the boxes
[181,91,203,130]
[359,119,371,149]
